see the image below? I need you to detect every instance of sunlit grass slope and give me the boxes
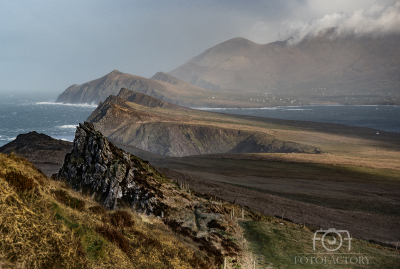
[0,153,207,268]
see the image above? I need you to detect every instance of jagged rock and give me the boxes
[57,122,157,212]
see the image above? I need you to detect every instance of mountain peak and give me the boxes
[209,37,257,50]
[170,30,400,94]
[108,69,122,75]
[151,72,180,85]
[224,37,255,44]
[184,37,260,67]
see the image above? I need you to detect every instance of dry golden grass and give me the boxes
[0,159,86,268]
[0,153,213,268]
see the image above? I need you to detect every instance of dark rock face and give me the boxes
[0,132,73,177]
[57,122,157,212]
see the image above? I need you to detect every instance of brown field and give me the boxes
[110,115,400,247]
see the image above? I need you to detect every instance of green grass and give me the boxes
[240,220,400,268]
[52,202,108,261]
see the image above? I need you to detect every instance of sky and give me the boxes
[0,0,399,97]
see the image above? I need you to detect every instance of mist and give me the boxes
[279,0,400,43]
[0,0,399,96]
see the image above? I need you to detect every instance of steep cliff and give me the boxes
[87,91,322,157]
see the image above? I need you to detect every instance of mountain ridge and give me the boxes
[169,31,400,95]
[56,70,220,107]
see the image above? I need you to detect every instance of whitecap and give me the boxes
[36,101,98,108]
[193,107,227,110]
[284,109,313,111]
[57,125,78,129]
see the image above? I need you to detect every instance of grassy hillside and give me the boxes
[241,219,400,268]
[1,153,399,268]
[0,153,237,268]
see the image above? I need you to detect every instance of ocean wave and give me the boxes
[195,106,310,110]
[285,109,313,111]
[36,101,98,108]
[193,107,229,110]
[0,135,16,141]
[57,125,78,129]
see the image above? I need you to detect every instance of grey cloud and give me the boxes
[0,0,398,95]
[279,0,400,42]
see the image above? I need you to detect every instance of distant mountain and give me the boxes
[56,70,217,106]
[169,30,400,94]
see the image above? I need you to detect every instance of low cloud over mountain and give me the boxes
[280,1,400,43]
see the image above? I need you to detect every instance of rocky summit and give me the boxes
[57,122,158,212]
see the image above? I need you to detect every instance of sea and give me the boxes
[0,93,97,147]
[199,105,400,133]
[0,93,399,147]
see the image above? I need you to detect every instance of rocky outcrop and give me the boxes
[0,132,73,176]
[57,122,158,212]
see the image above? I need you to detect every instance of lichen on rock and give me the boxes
[57,122,157,212]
